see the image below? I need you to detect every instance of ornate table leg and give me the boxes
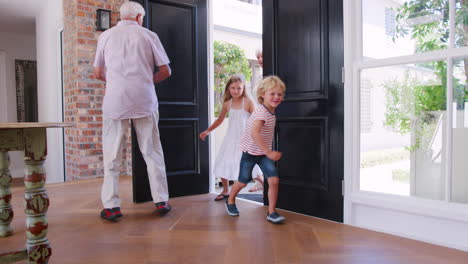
[0,151,13,237]
[23,128,51,264]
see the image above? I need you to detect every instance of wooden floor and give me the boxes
[2,177,468,264]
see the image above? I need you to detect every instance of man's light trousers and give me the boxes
[101,111,169,208]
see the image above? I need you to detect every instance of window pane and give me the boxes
[455,0,468,48]
[363,0,449,60]
[452,57,468,204]
[360,61,447,200]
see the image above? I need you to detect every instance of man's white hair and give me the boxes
[120,1,145,20]
[255,48,262,57]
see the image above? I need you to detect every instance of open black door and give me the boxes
[263,0,344,222]
[132,0,209,202]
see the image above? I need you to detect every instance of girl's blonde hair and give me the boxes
[256,75,286,104]
[223,74,247,102]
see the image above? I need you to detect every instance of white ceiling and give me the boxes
[0,0,44,34]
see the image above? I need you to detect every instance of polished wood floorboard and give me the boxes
[2,177,468,264]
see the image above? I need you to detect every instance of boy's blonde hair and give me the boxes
[223,74,247,102]
[256,75,286,104]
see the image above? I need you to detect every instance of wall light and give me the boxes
[96,9,111,31]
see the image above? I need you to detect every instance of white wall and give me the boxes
[351,193,468,251]
[0,0,64,183]
[213,0,262,60]
[213,0,262,36]
[0,32,36,178]
[36,0,64,183]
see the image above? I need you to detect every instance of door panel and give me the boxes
[264,0,343,222]
[132,0,208,202]
[276,1,324,98]
[150,2,195,102]
[277,118,328,190]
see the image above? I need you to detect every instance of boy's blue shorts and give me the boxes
[238,152,278,184]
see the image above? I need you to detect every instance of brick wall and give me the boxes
[63,0,132,180]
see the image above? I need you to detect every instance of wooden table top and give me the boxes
[0,122,75,129]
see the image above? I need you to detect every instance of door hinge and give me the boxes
[342,180,345,196]
[341,67,345,84]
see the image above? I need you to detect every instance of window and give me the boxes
[360,79,372,133]
[385,8,395,36]
[360,62,446,199]
[451,56,468,204]
[358,0,468,204]
[363,0,448,59]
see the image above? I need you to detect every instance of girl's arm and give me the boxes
[246,97,256,114]
[199,101,229,141]
[251,120,282,161]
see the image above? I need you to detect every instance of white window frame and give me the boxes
[344,0,468,251]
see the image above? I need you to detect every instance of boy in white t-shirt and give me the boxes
[226,76,286,224]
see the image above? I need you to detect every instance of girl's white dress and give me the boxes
[213,97,262,181]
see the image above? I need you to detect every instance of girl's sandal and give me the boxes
[214,193,229,201]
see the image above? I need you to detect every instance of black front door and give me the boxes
[263,0,344,222]
[132,0,209,202]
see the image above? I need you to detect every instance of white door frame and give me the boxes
[0,51,7,122]
[207,0,216,194]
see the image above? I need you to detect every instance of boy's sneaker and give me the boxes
[225,200,239,216]
[266,212,285,224]
[100,208,117,222]
[155,202,172,215]
[112,207,123,218]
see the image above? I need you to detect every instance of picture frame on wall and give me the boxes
[15,60,38,122]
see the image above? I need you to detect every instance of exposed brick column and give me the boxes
[63,0,131,180]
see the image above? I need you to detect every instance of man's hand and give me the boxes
[93,67,106,82]
[154,64,172,83]
[266,151,282,161]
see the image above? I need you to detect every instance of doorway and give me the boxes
[210,0,264,204]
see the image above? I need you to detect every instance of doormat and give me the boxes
[237,194,263,203]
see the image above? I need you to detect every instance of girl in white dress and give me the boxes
[199,74,262,201]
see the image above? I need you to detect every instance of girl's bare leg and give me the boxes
[220,178,230,195]
[256,174,264,185]
[249,174,265,192]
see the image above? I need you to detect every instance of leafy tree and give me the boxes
[383,0,468,147]
[384,71,445,151]
[214,41,251,116]
[394,0,468,100]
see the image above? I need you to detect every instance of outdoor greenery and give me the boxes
[361,147,410,168]
[394,0,468,49]
[392,169,410,182]
[383,71,445,151]
[214,41,251,116]
[393,0,450,52]
[383,0,468,150]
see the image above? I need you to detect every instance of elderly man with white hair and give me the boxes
[93,1,172,221]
